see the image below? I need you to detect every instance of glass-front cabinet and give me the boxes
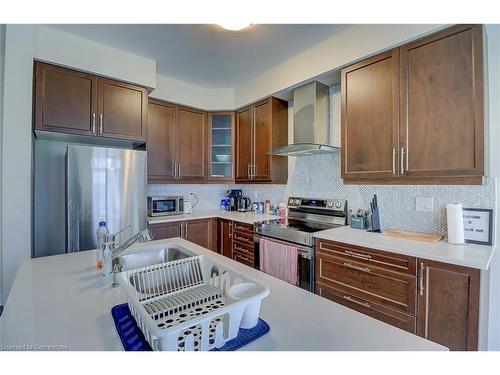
[208,112,235,181]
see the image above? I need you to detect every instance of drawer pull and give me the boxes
[343,262,371,273]
[344,250,372,260]
[234,245,252,254]
[343,295,371,309]
[419,262,425,296]
[236,254,250,262]
[234,235,251,243]
[234,225,251,231]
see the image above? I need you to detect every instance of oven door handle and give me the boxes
[254,234,313,259]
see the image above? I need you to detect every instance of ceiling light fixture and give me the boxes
[217,23,252,31]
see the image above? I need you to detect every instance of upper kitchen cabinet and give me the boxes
[235,97,288,184]
[341,49,400,180]
[147,99,177,182]
[34,61,148,143]
[399,25,484,181]
[147,99,207,183]
[97,78,147,142]
[341,25,485,185]
[34,62,97,136]
[208,112,235,182]
[176,106,208,182]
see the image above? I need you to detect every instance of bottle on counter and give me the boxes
[102,238,113,277]
[265,200,271,214]
[95,219,109,271]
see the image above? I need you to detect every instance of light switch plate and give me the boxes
[416,197,434,212]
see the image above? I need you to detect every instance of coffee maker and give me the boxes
[226,189,242,211]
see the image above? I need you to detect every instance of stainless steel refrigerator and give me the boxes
[34,141,147,258]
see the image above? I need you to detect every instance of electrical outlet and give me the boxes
[416,197,434,212]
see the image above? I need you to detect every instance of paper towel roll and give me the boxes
[447,203,465,244]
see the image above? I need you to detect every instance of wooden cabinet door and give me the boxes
[176,106,207,182]
[147,100,177,182]
[252,99,272,181]
[97,78,147,142]
[400,25,484,178]
[184,219,212,249]
[235,106,253,181]
[219,219,233,258]
[341,49,400,180]
[34,62,97,136]
[417,259,480,350]
[148,222,181,240]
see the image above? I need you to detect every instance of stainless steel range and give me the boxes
[254,197,348,292]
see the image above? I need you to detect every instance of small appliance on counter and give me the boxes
[226,189,242,211]
[148,196,184,217]
[367,194,381,233]
[237,196,252,212]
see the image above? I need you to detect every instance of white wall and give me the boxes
[34,26,156,89]
[1,25,35,303]
[0,24,6,305]
[150,74,234,110]
[485,24,500,350]
[233,24,445,107]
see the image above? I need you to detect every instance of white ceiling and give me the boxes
[51,24,349,88]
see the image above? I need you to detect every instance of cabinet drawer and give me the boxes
[233,248,254,268]
[316,252,417,315]
[232,230,254,247]
[316,282,416,334]
[232,221,254,234]
[232,241,254,258]
[317,239,417,275]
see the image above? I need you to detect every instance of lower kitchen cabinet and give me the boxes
[315,239,480,350]
[417,259,480,351]
[148,218,217,251]
[232,221,255,267]
[219,219,233,258]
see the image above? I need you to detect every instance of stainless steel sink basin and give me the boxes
[114,246,196,272]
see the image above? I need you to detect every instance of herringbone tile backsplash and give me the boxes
[150,84,496,236]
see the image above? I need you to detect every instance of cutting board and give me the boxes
[383,229,442,243]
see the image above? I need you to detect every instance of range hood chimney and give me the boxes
[270,81,339,156]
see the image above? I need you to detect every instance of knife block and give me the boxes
[368,207,381,233]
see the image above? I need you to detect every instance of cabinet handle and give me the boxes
[343,262,371,273]
[343,295,371,309]
[99,114,103,134]
[229,222,233,238]
[178,163,181,179]
[253,164,256,178]
[400,147,405,175]
[247,163,251,178]
[419,262,425,296]
[92,113,96,133]
[172,162,176,179]
[344,250,371,260]
[234,235,251,244]
[234,245,251,254]
[392,148,396,175]
[236,254,250,262]
[185,222,188,238]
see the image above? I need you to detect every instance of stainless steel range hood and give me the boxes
[270,81,339,156]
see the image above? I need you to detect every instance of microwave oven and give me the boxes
[148,196,184,217]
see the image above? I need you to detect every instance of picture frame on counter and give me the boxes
[463,208,493,246]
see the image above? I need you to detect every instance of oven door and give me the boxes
[254,234,314,293]
[149,197,181,216]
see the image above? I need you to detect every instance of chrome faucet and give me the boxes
[104,227,153,288]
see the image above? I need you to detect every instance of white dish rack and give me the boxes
[118,254,270,351]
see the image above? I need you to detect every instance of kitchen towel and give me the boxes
[259,238,299,285]
[447,203,465,244]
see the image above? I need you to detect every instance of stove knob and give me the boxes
[335,201,342,209]
[288,198,294,205]
[327,201,334,208]
[295,199,300,205]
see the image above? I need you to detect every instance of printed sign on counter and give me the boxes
[463,208,493,245]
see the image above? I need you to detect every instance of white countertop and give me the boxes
[148,209,278,225]
[0,238,445,351]
[314,226,495,270]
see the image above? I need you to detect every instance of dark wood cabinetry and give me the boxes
[235,97,288,184]
[231,221,255,267]
[148,218,216,251]
[417,259,479,351]
[341,25,484,185]
[208,112,235,182]
[147,99,207,183]
[219,219,233,258]
[316,239,481,350]
[34,61,147,142]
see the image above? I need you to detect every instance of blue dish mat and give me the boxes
[111,303,270,351]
